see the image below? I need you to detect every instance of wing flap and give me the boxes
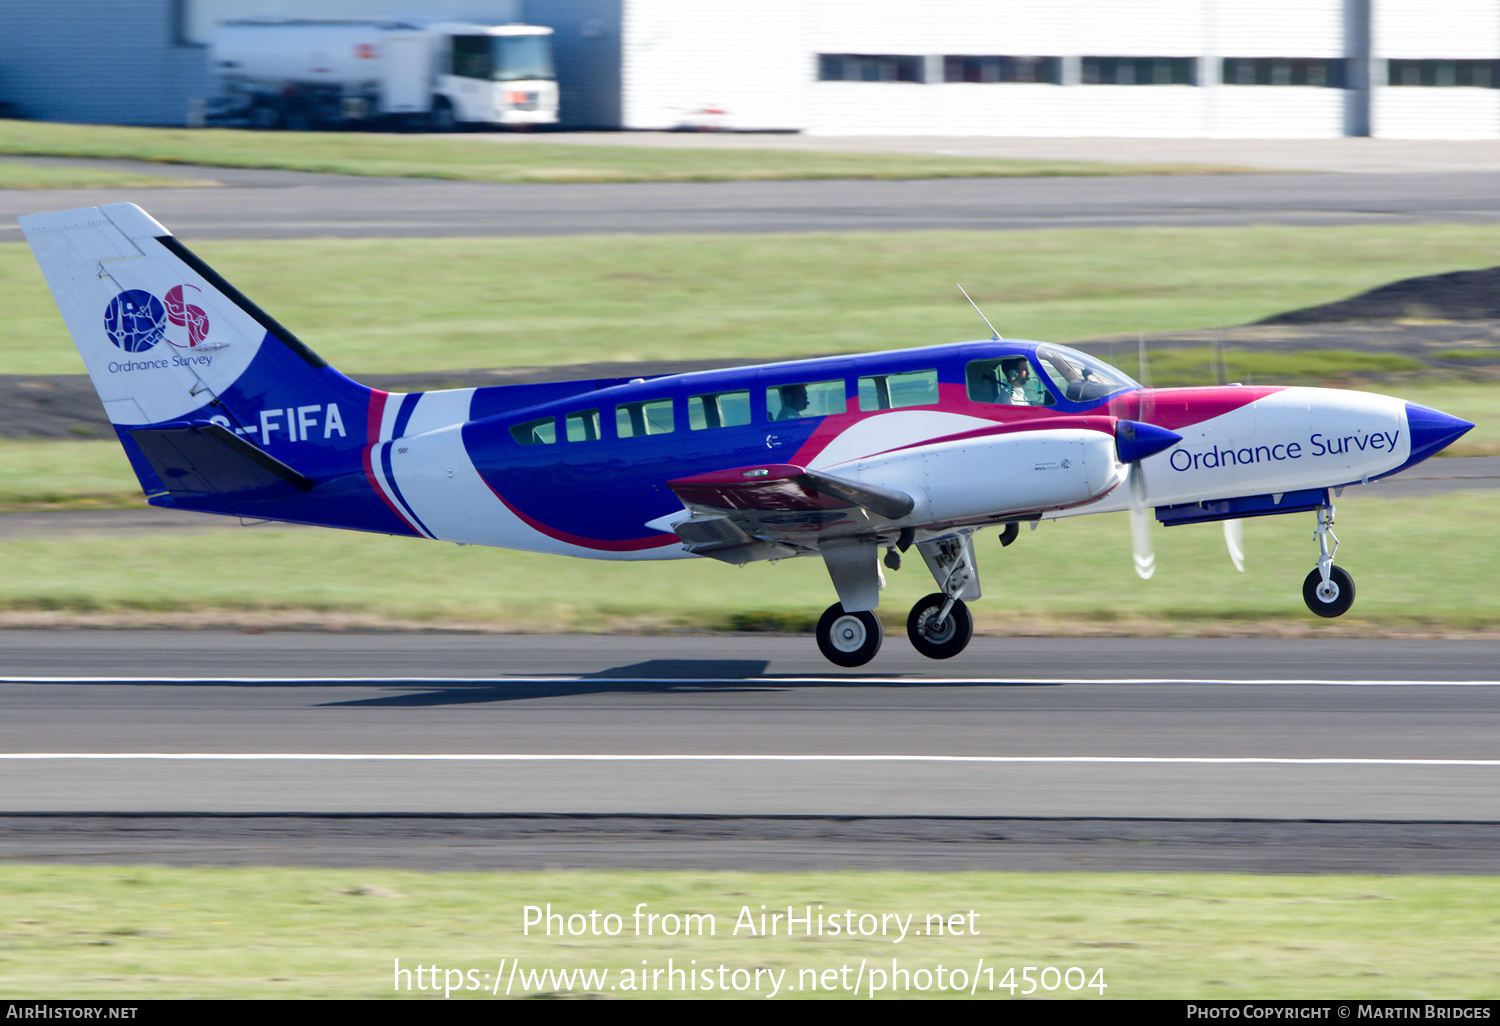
[668,464,913,520]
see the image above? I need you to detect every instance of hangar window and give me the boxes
[689,390,752,430]
[858,369,939,412]
[1081,57,1195,86]
[944,56,1061,84]
[1222,58,1345,88]
[1388,59,1497,88]
[510,416,557,446]
[616,398,675,438]
[819,54,925,83]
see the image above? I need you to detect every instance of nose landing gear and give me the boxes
[1303,500,1355,618]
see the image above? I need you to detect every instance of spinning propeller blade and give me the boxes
[1129,464,1155,580]
[1224,518,1245,573]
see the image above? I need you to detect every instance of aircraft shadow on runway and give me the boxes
[318,659,1061,707]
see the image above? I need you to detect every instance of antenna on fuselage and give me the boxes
[956,284,1002,341]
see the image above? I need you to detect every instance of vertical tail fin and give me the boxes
[19,203,419,535]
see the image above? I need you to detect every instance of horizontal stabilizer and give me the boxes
[130,422,316,497]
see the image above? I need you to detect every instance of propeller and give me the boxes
[1224,518,1245,573]
[1135,334,1154,578]
[1212,326,1246,572]
[1115,419,1181,581]
[1129,462,1155,579]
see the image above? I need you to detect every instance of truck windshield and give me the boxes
[452,35,555,81]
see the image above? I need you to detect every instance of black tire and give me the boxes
[816,603,883,667]
[906,593,974,660]
[429,98,457,131]
[1303,565,1355,618]
[249,102,283,130]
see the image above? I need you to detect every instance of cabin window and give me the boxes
[689,390,752,430]
[966,358,1053,406]
[565,409,601,442]
[616,398,675,437]
[510,416,557,446]
[766,379,846,421]
[858,368,938,411]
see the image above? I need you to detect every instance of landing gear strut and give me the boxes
[816,604,883,667]
[907,533,980,660]
[1303,500,1355,617]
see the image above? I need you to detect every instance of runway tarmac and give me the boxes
[6,166,1500,239]
[2,633,1497,871]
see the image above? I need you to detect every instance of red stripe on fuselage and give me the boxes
[361,389,420,535]
[1108,386,1281,430]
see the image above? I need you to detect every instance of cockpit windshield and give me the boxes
[1032,344,1139,405]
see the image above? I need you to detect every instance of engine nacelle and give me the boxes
[829,428,1124,527]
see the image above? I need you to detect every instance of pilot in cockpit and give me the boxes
[997,357,1033,405]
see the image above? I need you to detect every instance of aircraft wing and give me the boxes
[665,464,914,564]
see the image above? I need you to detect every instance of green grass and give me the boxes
[5,224,1500,376]
[1,867,1496,999]
[0,120,1256,185]
[0,160,204,190]
[0,486,1491,633]
[0,440,144,510]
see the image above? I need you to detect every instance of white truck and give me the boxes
[211,19,558,130]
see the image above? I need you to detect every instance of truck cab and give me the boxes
[431,23,557,128]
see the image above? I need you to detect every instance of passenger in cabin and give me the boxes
[773,383,811,420]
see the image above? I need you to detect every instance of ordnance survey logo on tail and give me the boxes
[103,285,210,353]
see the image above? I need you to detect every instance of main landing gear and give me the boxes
[816,605,883,667]
[814,531,983,667]
[1303,500,1355,618]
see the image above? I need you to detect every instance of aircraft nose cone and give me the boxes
[1405,403,1474,464]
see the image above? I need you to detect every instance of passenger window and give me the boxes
[565,409,601,442]
[766,379,846,421]
[616,398,675,437]
[689,390,752,430]
[966,358,1053,406]
[858,369,938,412]
[510,416,557,446]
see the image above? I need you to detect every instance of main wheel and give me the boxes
[1303,565,1355,618]
[816,603,883,667]
[907,593,974,660]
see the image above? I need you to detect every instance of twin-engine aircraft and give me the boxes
[22,203,1474,666]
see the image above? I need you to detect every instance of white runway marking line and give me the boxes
[5,676,1500,686]
[3,754,1499,767]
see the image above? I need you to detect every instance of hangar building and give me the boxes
[1,0,1498,137]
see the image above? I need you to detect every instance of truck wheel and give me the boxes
[429,98,457,131]
[250,102,282,130]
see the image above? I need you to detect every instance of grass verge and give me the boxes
[0,120,1258,184]
[5,224,1500,376]
[0,489,1493,635]
[0,160,209,190]
[1,866,1496,999]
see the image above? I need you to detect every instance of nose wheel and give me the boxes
[1303,500,1355,618]
[816,604,883,667]
[907,593,974,659]
[1304,565,1355,618]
